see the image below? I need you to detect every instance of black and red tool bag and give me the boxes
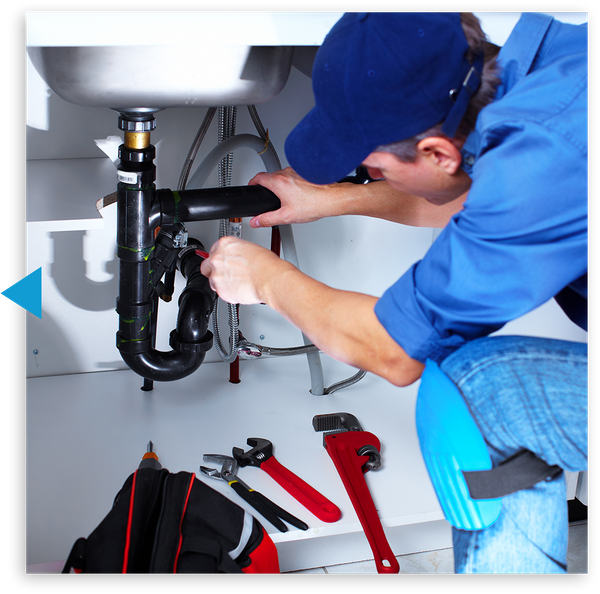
[62,468,280,573]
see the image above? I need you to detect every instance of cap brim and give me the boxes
[284,107,372,185]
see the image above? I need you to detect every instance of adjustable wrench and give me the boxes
[312,413,400,574]
[233,438,341,523]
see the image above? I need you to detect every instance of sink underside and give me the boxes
[28,45,294,110]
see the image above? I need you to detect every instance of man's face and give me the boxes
[362,150,467,204]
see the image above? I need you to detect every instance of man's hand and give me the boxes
[200,236,293,305]
[248,167,340,228]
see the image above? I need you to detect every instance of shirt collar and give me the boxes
[460,137,477,176]
[496,12,554,96]
[460,12,554,176]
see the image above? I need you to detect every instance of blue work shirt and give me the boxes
[374,13,588,364]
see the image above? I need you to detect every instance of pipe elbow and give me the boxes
[118,293,214,382]
[117,249,216,382]
[121,349,206,382]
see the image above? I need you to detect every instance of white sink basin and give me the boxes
[26,12,343,110]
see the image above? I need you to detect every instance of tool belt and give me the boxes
[62,468,280,573]
[416,359,562,531]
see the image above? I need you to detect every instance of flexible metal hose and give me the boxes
[214,106,240,364]
[177,107,217,191]
[184,110,366,394]
[248,105,282,170]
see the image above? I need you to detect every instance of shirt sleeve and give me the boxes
[374,121,587,363]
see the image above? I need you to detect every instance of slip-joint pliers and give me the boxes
[200,454,308,533]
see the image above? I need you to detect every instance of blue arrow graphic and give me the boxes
[1,267,42,318]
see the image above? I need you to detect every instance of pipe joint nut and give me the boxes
[169,329,214,354]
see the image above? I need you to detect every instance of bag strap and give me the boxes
[62,537,87,573]
[463,449,562,500]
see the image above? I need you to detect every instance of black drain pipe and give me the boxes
[150,185,282,228]
[119,240,216,382]
[115,112,281,384]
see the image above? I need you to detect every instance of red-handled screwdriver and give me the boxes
[195,249,210,259]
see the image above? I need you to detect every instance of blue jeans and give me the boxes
[439,335,587,573]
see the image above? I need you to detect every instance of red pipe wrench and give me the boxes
[233,438,341,523]
[313,413,400,574]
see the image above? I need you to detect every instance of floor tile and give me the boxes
[398,548,454,573]
[567,522,588,574]
[291,521,587,574]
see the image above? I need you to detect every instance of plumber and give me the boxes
[200,13,587,573]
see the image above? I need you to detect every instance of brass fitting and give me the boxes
[124,131,151,150]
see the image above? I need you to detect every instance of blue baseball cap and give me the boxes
[285,12,482,185]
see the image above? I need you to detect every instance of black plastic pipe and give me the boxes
[115,130,280,383]
[115,147,157,370]
[150,185,281,228]
[119,243,216,382]
[115,141,216,383]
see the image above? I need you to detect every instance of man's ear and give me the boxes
[416,137,463,175]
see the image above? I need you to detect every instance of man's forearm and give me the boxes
[249,168,466,229]
[337,180,467,227]
[262,261,424,387]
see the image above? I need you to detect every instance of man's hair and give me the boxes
[376,13,501,162]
